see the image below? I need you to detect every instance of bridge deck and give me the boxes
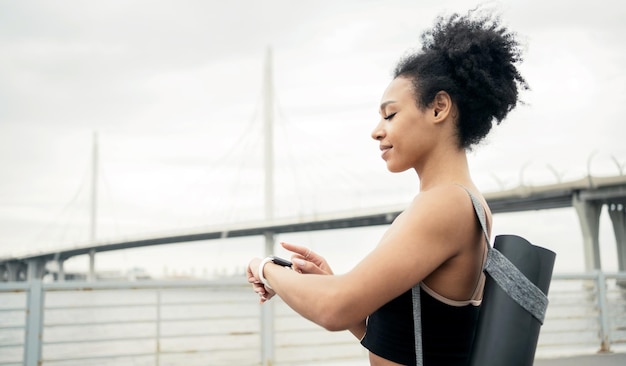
[2,175,626,264]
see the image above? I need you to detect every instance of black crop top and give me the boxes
[360,285,480,365]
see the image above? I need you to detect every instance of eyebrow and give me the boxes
[379,100,396,112]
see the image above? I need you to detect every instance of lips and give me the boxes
[379,144,392,159]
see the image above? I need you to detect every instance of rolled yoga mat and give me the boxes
[469,234,556,366]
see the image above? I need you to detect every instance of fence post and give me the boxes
[156,288,161,366]
[24,279,44,366]
[596,271,612,352]
[261,232,276,366]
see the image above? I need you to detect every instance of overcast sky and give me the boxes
[1,0,625,276]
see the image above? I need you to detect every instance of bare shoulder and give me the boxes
[409,184,477,223]
[343,183,485,312]
[402,184,481,253]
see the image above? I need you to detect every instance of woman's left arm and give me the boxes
[247,186,476,331]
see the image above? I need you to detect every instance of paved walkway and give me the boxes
[534,353,626,366]
[315,352,626,365]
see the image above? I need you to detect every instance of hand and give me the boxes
[246,257,276,303]
[281,242,334,275]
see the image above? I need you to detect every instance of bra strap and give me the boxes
[411,285,423,366]
[464,188,549,324]
[412,188,550,365]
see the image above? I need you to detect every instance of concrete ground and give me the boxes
[307,352,626,365]
[534,353,626,366]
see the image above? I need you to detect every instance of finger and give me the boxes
[292,251,324,270]
[260,294,273,303]
[248,257,262,274]
[292,258,326,275]
[281,242,316,257]
[281,242,318,261]
[248,275,261,284]
[281,241,305,255]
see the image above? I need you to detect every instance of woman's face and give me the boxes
[371,77,435,173]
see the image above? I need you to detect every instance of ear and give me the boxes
[431,91,453,123]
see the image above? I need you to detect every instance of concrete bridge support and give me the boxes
[0,260,48,282]
[573,194,603,271]
[88,249,96,281]
[574,191,626,273]
[26,259,46,281]
[4,262,27,282]
[608,202,626,272]
[57,259,65,282]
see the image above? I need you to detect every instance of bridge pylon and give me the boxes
[608,203,626,272]
[573,178,626,273]
[573,193,602,271]
[0,260,45,282]
[1,261,25,281]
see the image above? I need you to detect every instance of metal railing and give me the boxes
[536,272,626,357]
[1,272,625,366]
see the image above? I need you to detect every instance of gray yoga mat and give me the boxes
[469,234,556,366]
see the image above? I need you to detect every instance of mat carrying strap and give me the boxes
[411,189,549,365]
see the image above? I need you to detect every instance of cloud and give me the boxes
[0,0,624,275]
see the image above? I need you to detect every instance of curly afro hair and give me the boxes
[393,9,528,149]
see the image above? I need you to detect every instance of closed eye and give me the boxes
[384,112,396,120]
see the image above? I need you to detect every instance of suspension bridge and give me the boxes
[1,48,625,282]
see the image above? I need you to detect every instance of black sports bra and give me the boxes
[360,188,487,365]
[360,285,480,365]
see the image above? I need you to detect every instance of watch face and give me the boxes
[270,255,292,267]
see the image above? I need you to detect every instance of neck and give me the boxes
[416,146,472,192]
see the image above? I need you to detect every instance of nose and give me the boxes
[371,120,385,141]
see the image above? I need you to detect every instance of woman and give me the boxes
[247,9,526,365]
